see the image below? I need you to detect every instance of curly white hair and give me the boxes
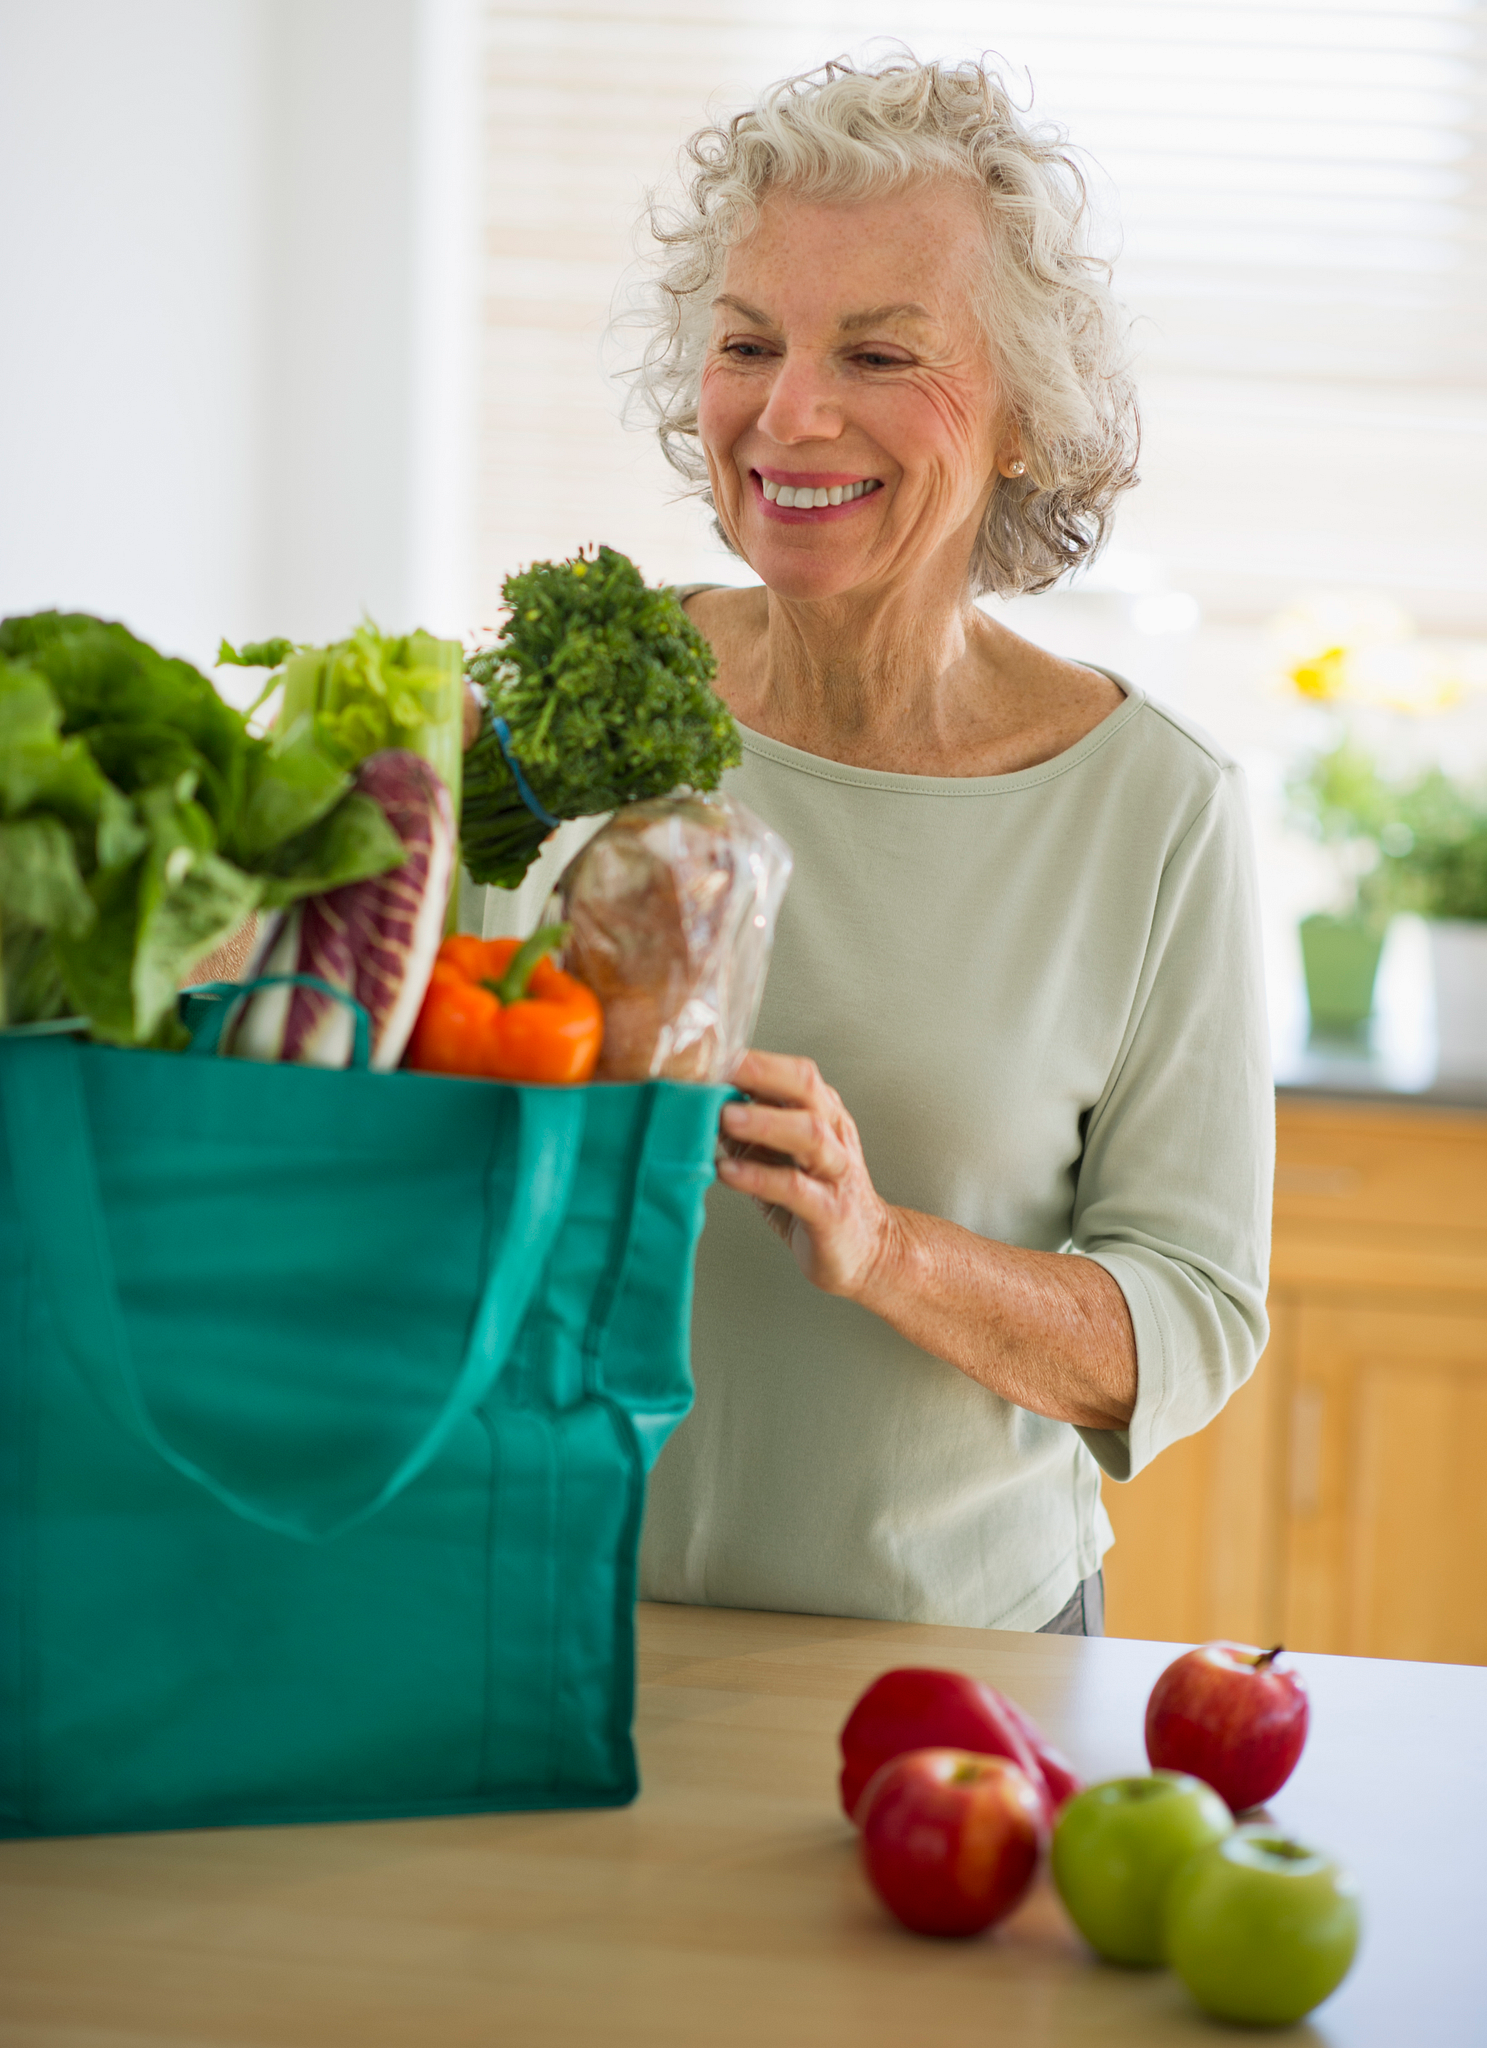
[624,53,1140,598]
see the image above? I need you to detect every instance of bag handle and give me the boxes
[181,974,372,1068]
[0,1034,584,1543]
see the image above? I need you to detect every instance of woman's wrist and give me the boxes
[846,1200,922,1314]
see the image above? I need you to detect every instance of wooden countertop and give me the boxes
[2,1602,1482,2046]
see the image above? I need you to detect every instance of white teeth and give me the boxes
[764,477,879,507]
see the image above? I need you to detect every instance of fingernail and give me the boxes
[722,1103,747,1130]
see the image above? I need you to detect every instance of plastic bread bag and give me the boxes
[547,793,792,1082]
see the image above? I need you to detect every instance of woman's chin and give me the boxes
[738,530,882,605]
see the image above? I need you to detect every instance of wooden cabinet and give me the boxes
[1102,1098,1487,1664]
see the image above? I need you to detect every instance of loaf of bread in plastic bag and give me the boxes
[549,794,791,1082]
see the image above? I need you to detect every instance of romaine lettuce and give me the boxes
[0,612,406,1042]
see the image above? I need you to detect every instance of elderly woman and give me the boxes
[550,56,1269,1637]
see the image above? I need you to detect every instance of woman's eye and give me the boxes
[724,341,773,360]
[855,351,907,369]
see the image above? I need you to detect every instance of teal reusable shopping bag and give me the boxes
[0,1016,726,1837]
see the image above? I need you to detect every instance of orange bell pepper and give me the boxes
[405,927,603,1084]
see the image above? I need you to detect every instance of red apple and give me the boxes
[1145,1642,1309,1813]
[839,1667,1076,1825]
[859,1749,1044,1937]
[998,1690,1082,1812]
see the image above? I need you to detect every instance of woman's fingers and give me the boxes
[716,1148,837,1224]
[717,1047,892,1298]
[721,1098,847,1180]
[731,1048,835,1110]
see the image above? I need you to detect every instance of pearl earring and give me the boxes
[1007,460,1026,477]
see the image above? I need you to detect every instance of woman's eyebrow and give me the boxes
[711,295,935,333]
[713,293,775,325]
[839,302,933,331]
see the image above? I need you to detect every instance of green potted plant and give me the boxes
[1288,742,1487,1068]
[1286,742,1398,1040]
[1277,593,1480,1051]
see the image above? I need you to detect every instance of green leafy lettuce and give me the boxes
[219,620,464,825]
[0,612,407,1042]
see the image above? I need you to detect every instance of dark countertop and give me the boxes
[1272,911,1487,1112]
[1275,1040,1487,1113]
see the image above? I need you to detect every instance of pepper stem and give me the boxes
[484,923,570,1007]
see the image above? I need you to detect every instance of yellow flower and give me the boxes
[1289,647,1350,701]
[1272,591,1470,718]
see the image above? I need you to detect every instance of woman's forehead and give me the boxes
[717,183,988,328]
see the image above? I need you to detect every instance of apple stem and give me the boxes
[1254,1645,1285,1670]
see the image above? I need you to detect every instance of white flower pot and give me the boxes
[1428,920,1487,1080]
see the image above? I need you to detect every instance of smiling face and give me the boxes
[697,181,1016,605]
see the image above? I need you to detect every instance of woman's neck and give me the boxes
[685,579,1124,779]
[756,582,980,767]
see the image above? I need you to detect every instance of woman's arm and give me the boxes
[718,1050,1137,1431]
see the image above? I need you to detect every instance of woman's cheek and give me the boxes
[697,368,749,532]
[886,358,997,461]
[948,392,1005,507]
[698,362,747,466]
[864,399,978,530]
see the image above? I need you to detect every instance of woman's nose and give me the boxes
[754,352,840,445]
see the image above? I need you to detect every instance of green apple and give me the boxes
[1051,1772,1233,1966]
[1165,1825,1361,2026]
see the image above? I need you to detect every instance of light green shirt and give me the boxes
[472,678,1274,1633]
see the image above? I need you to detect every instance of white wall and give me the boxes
[0,0,477,675]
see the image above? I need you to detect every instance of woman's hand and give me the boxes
[716,1047,1138,1431]
[717,1050,895,1298]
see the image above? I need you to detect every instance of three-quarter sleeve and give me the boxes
[1071,759,1274,1482]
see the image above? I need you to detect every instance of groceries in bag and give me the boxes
[0,611,412,1044]
[550,792,792,1083]
[3,553,789,1089]
[406,929,603,1084]
[461,548,739,890]
[229,750,455,1071]
[219,619,465,817]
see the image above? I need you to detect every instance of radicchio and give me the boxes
[233,750,455,1071]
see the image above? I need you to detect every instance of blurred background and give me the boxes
[3,0,1486,1656]
[3,0,1485,1078]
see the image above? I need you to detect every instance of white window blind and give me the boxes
[476,1,1486,630]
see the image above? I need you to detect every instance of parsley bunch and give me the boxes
[461,547,740,888]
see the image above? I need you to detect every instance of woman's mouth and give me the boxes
[751,470,884,521]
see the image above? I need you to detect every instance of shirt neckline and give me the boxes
[735,670,1145,797]
[674,582,1146,795]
